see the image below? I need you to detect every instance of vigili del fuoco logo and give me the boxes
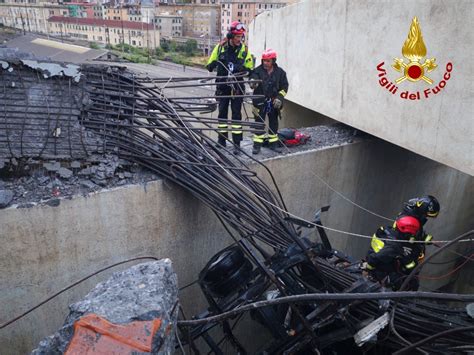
[376,17,453,101]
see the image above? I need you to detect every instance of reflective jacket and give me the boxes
[206,41,254,87]
[250,63,289,107]
[366,226,428,274]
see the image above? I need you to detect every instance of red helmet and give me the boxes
[395,216,421,235]
[230,21,245,35]
[262,48,277,60]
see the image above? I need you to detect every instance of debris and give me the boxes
[0,189,14,208]
[45,199,60,207]
[43,162,60,172]
[354,312,389,346]
[58,168,73,179]
[78,167,92,176]
[70,161,81,169]
[32,260,178,354]
[467,303,474,319]
[80,179,97,189]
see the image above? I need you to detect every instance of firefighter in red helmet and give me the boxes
[249,48,289,154]
[206,21,254,154]
[364,196,440,290]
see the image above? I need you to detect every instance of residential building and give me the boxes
[220,0,295,34]
[67,3,95,18]
[154,14,182,38]
[47,16,160,49]
[93,4,106,19]
[0,3,68,34]
[141,3,155,24]
[105,5,142,22]
[156,3,220,38]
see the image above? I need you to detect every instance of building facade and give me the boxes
[220,0,293,35]
[156,3,220,38]
[0,3,67,34]
[154,14,182,38]
[47,16,160,49]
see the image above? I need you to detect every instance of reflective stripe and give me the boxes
[240,45,254,70]
[424,234,433,242]
[217,124,228,133]
[268,134,279,143]
[278,90,287,97]
[405,261,416,269]
[253,134,265,143]
[371,235,385,253]
[366,263,374,270]
[392,221,397,229]
[207,44,221,67]
[231,125,242,135]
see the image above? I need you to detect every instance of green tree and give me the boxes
[184,39,198,56]
[161,41,170,52]
[155,46,164,57]
[169,40,178,52]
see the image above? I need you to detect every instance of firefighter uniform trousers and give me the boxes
[217,86,243,144]
[253,103,279,145]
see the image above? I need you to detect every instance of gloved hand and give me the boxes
[233,64,245,74]
[252,106,260,116]
[360,261,374,270]
[423,233,433,245]
[273,97,283,110]
[206,62,217,73]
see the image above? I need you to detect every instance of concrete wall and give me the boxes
[248,0,474,175]
[1,138,473,353]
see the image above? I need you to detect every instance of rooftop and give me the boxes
[48,16,154,30]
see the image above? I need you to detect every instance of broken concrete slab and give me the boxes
[0,189,14,208]
[43,162,61,172]
[79,179,97,189]
[31,259,178,354]
[58,168,73,179]
[70,161,81,169]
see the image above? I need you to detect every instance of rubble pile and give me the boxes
[0,154,157,208]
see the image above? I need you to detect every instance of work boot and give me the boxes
[215,135,226,148]
[252,143,261,155]
[233,142,241,155]
[269,142,283,153]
